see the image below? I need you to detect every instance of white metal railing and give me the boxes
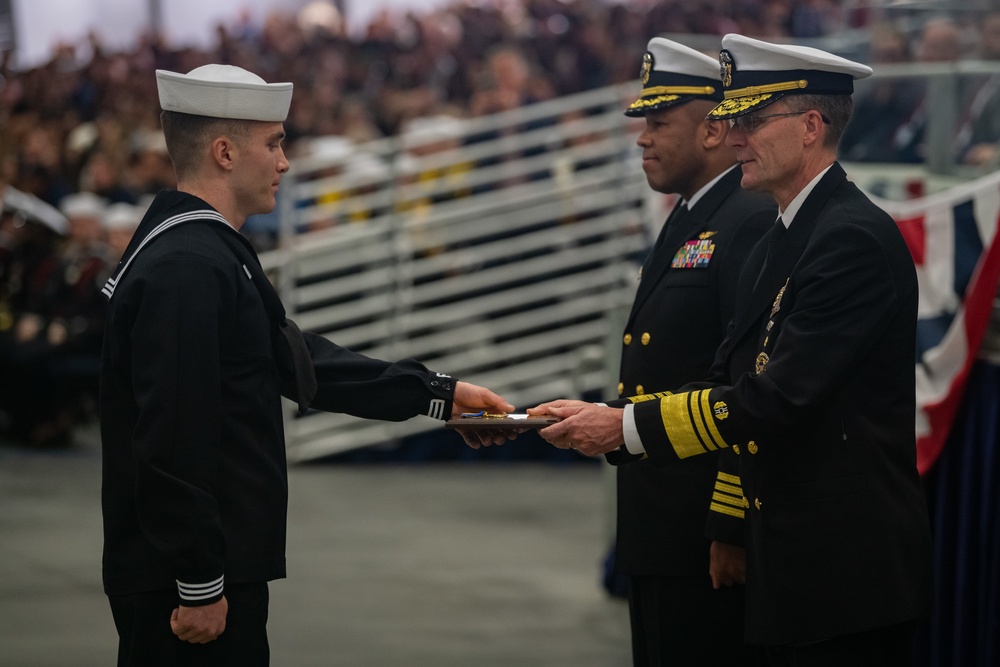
[266,84,646,461]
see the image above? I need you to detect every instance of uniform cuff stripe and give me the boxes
[688,391,717,452]
[710,502,745,519]
[715,481,743,496]
[717,471,741,485]
[661,390,730,459]
[662,392,705,458]
[712,491,745,507]
[697,391,727,450]
[629,391,671,404]
[177,575,224,601]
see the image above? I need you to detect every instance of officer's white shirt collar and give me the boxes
[777,163,834,228]
[684,164,740,211]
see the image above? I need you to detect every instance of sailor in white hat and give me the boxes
[100,64,513,666]
[601,34,931,663]
[60,191,108,253]
[102,201,141,258]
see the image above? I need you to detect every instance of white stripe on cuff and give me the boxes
[428,398,446,420]
[176,574,225,602]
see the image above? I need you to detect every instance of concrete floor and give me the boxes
[0,428,630,666]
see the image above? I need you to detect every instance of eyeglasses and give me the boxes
[728,110,831,134]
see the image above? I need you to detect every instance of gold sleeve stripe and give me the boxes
[717,471,741,485]
[661,392,706,458]
[628,391,671,404]
[711,491,745,507]
[687,391,718,452]
[714,482,742,496]
[658,390,731,459]
[697,391,727,450]
[710,502,745,519]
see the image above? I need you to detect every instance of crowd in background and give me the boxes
[1,0,999,446]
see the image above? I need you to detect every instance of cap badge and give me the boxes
[640,52,653,85]
[719,50,734,88]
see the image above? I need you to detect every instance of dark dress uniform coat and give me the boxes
[623,164,933,645]
[614,166,774,577]
[100,191,455,603]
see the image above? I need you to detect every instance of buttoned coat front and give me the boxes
[614,166,773,575]
[626,164,933,644]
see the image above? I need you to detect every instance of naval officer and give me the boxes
[533,34,933,665]
[614,37,773,666]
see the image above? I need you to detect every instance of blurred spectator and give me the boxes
[78,149,138,204]
[397,114,473,258]
[102,201,142,259]
[956,10,1000,167]
[7,191,111,446]
[127,130,177,196]
[471,45,545,117]
[841,23,924,162]
[886,17,964,163]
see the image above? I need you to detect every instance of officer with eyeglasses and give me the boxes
[532,33,932,666]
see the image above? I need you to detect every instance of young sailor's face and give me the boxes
[234,122,289,217]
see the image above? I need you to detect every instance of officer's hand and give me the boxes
[530,401,624,456]
[170,596,228,644]
[709,541,746,589]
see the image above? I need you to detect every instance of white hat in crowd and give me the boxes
[401,115,467,153]
[625,37,724,117]
[103,202,142,231]
[60,192,107,220]
[708,33,873,119]
[155,64,293,122]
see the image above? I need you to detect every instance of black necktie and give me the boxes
[665,202,689,234]
[755,216,785,289]
[767,216,786,262]
[643,202,689,272]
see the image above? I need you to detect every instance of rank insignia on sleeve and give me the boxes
[713,401,729,420]
[671,238,716,268]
